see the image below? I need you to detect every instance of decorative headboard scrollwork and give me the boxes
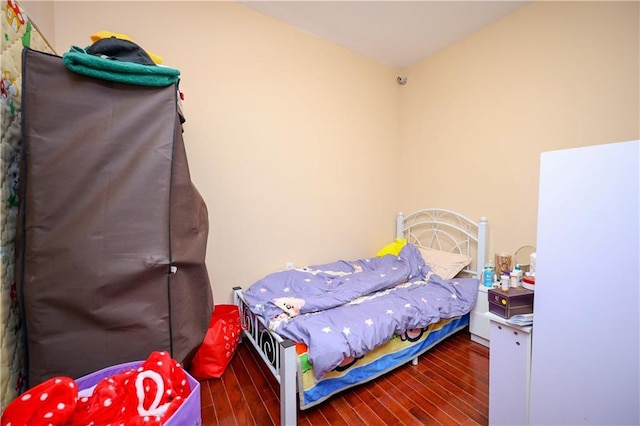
[397,209,488,278]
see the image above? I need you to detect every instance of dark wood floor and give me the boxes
[199,328,489,425]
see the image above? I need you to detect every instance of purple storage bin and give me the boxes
[74,360,202,425]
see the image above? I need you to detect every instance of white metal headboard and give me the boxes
[396,209,488,278]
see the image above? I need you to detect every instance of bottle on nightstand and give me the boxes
[483,261,495,288]
[500,274,510,292]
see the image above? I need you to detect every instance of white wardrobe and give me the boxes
[529,140,639,425]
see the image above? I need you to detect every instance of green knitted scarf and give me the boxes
[62,46,180,87]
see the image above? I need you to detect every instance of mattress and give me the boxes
[0,0,54,410]
[298,314,469,409]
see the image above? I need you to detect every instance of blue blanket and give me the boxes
[243,244,478,380]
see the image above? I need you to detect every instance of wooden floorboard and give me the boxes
[198,328,489,425]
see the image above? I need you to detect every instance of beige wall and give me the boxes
[19,1,639,303]
[42,1,401,303]
[401,1,639,260]
[19,0,54,47]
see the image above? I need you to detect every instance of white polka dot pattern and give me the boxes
[1,352,192,425]
[190,305,242,379]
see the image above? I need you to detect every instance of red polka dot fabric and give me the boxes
[1,351,189,425]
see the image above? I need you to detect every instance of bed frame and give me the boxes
[233,208,488,425]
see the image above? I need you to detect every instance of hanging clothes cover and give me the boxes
[16,48,213,387]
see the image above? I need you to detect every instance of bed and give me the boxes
[234,208,488,425]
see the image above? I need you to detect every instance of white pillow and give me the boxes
[418,247,471,280]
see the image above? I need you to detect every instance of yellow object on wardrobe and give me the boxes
[90,30,163,64]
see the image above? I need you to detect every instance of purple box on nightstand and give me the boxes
[488,287,534,319]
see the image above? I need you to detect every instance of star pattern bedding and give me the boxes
[245,244,426,320]
[243,244,479,380]
[298,315,469,408]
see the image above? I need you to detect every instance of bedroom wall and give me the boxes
[18,1,640,303]
[400,1,639,260]
[33,1,402,304]
[19,0,54,46]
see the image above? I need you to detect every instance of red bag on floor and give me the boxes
[189,304,242,379]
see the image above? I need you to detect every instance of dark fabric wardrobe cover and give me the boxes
[16,48,213,387]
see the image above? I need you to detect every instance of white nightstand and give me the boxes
[486,312,533,426]
[469,284,490,347]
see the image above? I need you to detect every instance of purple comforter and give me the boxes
[243,244,479,380]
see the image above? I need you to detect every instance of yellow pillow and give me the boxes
[376,238,407,257]
[418,247,471,280]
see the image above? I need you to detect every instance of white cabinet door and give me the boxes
[489,320,532,426]
[530,140,639,426]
